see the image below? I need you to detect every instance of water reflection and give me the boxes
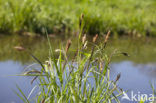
[137,63,156,78]
[0,35,156,63]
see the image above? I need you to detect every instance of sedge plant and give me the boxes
[15,15,124,103]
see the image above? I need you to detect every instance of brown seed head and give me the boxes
[93,34,98,43]
[104,30,111,44]
[41,98,45,103]
[82,34,86,44]
[115,73,121,82]
[31,76,38,85]
[24,70,41,75]
[65,39,71,53]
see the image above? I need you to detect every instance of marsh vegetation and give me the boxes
[0,0,156,36]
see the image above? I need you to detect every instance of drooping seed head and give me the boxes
[115,73,121,82]
[24,70,41,75]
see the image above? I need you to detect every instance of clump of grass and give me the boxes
[15,15,124,103]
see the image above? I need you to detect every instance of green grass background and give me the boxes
[0,0,156,36]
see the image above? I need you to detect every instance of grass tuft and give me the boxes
[15,16,125,102]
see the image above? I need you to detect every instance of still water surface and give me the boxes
[0,61,35,103]
[0,35,156,103]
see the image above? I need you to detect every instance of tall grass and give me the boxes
[15,15,124,102]
[0,0,156,36]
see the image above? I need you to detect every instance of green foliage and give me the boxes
[15,23,123,102]
[0,0,156,36]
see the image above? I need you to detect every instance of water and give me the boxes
[110,61,156,102]
[0,35,156,102]
[1,61,156,103]
[0,61,35,103]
